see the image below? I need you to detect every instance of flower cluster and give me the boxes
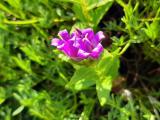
[51,28,105,61]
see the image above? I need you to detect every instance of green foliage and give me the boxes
[0,87,6,104]
[96,51,120,106]
[66,66,98,91]
[12,55,32,74]
[112,0,160,63]
[62,0,113,28]
[66,50,120,106]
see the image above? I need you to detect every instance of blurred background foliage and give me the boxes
[0,0,160,120]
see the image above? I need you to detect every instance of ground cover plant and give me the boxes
[0,0,160,120]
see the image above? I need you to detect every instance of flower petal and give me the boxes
[58,29,70,40]
[95,31,105,42]
[81,28,94,35]
[81,28,94,39]
[60,41,78,58]
[77,49,90,59]
[73,38,81,48]
[79,38,92,52]
[90,43,103,59]
[51,38,63,46]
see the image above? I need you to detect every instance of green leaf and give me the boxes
[0,87,6,104]
[96,51,120,106]
[12,55,32,74]
[12,106,24,116]
[87,0,112,10]
[96,76,112,106]
[90,0,113,26]
[72,2,90,23]
[66,66,99,91]
[20,45,44,65]
[80,94,95,120]
[72,0,113,26]
[143,21,160,40]
[5,0,21,10]
[97,51,119,77]
[0,3,20,18]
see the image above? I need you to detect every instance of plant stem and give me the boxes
[119,41,131,55]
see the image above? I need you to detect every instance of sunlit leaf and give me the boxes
[66,66,99,91]
[96,50,120,106]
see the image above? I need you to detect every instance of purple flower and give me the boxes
[51,28,105,61]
